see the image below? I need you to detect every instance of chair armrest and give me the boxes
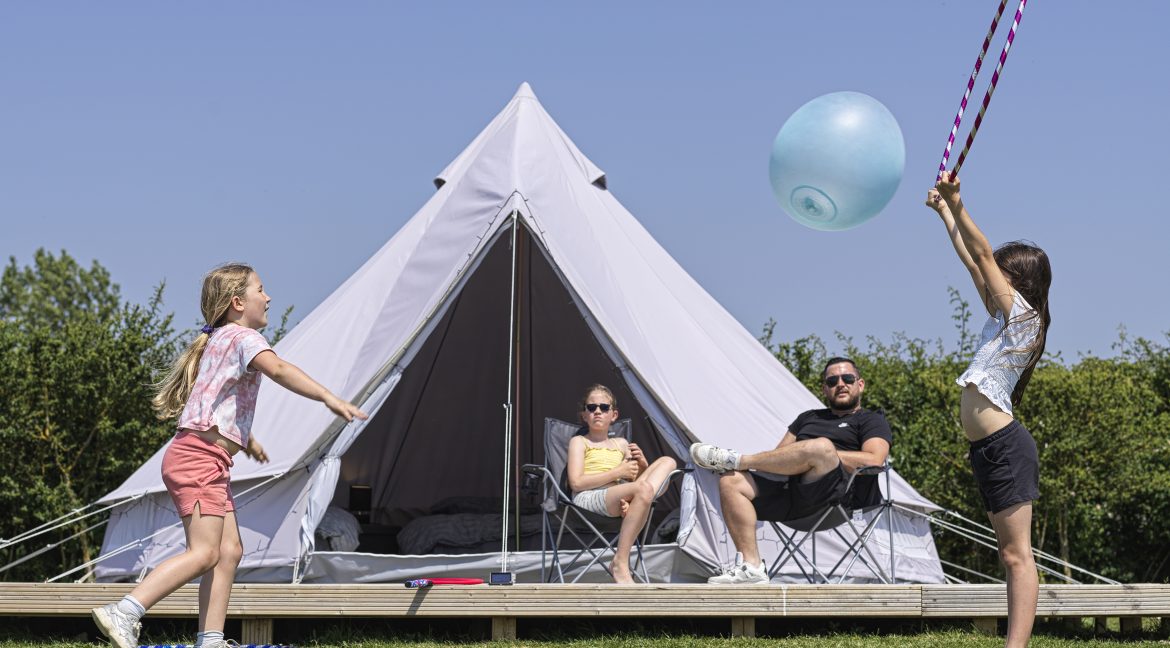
[651,467,690,500]
[854,464,886,476]
[520,463,547,477]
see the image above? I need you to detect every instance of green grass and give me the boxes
[2,617,1168,647]
[2,634,1170,647]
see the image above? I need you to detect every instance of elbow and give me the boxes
[970,246,994,263]
[267,360,292,382]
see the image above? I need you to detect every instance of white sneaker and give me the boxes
[690,442,741,473]
[707,560,770,584]
[202,639,242,648]
[91,603,141,648]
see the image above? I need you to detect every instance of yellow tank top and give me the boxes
[582,440,626,475]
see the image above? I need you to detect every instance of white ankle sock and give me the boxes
[197,630,224,647]
[116,594,146,621]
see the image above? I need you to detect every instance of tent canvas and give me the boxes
[94,83,944,584]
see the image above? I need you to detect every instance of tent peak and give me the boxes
[513,82,536,100]
[432,82,606,191]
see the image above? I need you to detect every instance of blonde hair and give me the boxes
[579,384,617,411]
[152,263,254,419]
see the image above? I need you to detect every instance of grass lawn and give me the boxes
[2,634,1170,647]
[2,617,1167,647]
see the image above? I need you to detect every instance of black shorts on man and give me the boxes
[750,462,850,522]
[968,419,1040,514]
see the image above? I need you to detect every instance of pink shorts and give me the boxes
[162,430,236,517]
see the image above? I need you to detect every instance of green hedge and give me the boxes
[762,290,1170,583]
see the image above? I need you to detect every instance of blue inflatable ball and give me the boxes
[768,91,905,231]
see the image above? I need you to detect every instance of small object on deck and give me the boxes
[405,577,485,588]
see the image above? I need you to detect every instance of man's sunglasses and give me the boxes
[584,403,612,413]
[823,374,858,388]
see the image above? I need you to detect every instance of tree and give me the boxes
[0,250,177,581]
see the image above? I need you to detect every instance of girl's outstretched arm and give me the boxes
[934,174,1015,317]
[926,188,986,311]
[249,350,368,422]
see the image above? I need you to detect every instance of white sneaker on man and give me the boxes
[707,559,770,584]
[91,603,141,648]
[689,442,741,473]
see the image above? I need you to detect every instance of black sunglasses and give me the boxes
[584,403,612,413]
[823,374,858,388]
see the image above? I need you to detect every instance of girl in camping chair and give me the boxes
[566,384,676,583]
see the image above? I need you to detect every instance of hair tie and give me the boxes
[200,324,215,335]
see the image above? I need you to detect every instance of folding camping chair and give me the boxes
[761,462,896,584]
[520,417,676,583]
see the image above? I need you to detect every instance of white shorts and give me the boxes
[571,488,615,517]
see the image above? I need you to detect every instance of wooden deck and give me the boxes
[2,582,1168,641]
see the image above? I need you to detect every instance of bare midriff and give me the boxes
[181,427,243,456]
[959,384,1014,442]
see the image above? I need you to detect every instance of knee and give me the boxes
[657,456,678,472]
[810,437,835,457]
[808,437,837,466]
[718,471,748,498]
[999,543,1035,572]
[220,539,243,567]
[633,480,655,502]
[191,546,221,572]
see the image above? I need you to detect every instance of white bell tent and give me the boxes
[93,83,944,584]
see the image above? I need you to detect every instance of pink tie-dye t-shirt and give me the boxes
[176,324,272,447]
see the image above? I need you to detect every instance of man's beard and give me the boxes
[830,392,860,412]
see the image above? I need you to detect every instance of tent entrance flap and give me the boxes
[323,221,681,560]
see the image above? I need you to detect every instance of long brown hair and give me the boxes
[152,263,254,419]
[993,241,1052,407]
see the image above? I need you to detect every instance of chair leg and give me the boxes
[558,510,619,583]
[825,505,892,583]
[769,523,822,583]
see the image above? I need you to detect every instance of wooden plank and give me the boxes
[922,584,1170,618]
[241,618,274,644]
[730,617,755,638]
[491,617,516,640]
[972,617,998,635]
[1,582,1166,622]
[0,583,921,618]
[1119,616,1142,636]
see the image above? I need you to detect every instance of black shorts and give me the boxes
[751,462,849,522]
[968,420,1040,514]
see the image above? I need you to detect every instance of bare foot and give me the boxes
[612,564,634,584]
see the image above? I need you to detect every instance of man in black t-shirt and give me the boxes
[689,357,892,584]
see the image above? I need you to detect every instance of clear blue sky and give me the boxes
[3,2,1166,360]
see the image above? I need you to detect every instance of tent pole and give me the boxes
[500,210,520,575]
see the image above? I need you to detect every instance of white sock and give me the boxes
[197,630,224,647]
[116,594,146,621]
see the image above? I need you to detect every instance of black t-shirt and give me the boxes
[788,407,893,508]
